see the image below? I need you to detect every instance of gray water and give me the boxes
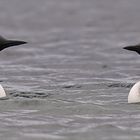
[0,0,140,139]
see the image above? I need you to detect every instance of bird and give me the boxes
[123,44,140,103]
[0,36,27,98]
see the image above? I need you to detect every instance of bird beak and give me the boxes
[123,45,140,54]
[5,40,27,47]
[123,46,135,51]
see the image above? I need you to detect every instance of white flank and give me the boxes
[128,81,140,103]
[0,84,6,98]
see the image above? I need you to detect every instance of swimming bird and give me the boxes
[0,36,27,98]
[124,44,140,103]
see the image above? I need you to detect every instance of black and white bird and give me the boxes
[0,36,27,98]
[124,44,140,103]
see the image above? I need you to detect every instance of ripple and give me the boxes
[107,82,134,88]
[10,92,51,99]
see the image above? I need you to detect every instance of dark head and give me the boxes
[123,44,140,55]
[0,36,27,51]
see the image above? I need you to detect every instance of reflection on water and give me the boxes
[0,0,140,139]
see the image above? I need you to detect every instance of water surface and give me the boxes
[0,0,140,139]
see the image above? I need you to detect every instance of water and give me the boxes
[0,0,140,139]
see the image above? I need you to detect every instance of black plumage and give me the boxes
[0,36,27,51]
[123,44,140,54]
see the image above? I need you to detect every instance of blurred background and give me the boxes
[0,0,140,139]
